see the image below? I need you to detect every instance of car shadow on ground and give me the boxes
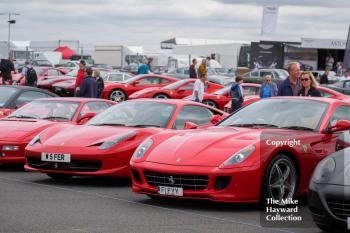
[0,164,25,171]
[137,195,309,213]
[33,175,131,188]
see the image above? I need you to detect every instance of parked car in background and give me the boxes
[130,97,350,203]
[121,64,139,75]
[311,70,338,83]
[0,85,57,118]
[0,97,114,164]
[242,69,288,85]
[103,72,134,82]
[102,74,178,102]
[55,61,80,69]
[11,67,69,85]
[92,64,114,69]
[224,86,350,113]
[183,83,261,110]
[24,99,227,179]
[129,79,223,100]
[309,146,350,232]
[37,68,78,91]
[323,80,350,95]
[32,60,54,67]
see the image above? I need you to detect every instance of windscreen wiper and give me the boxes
[229,123,279,128]
[42,116,69,121]
[280,126,314,131]
[89,123,126,126]
[126,124,161,128]
[8,115,38,119]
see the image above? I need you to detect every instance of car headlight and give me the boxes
[223,145,256,165]
[312,157,336,183]
[99,131,137,150]
[2,145,19,151]
[28,134,42,146]
[132,138,153,159]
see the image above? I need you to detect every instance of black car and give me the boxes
[0,85,57,117]
[309,137,350,233]
[323,80,350,95]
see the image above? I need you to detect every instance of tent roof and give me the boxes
[54,46,75,59]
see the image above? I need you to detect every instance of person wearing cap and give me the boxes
[74,60,86,96]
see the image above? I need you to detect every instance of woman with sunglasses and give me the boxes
[297,72,321,97]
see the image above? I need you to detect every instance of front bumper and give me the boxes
[308,181,350,231]
[25,147,134,177]
[130,161,261,203]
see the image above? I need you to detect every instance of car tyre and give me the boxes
[109,89,126,102]
[46,173,73,180]
[261,155,298,205]
[202,100,218,108]
[153,93,169,99]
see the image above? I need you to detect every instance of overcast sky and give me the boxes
[0,0,349,52]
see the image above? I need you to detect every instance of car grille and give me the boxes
[327,199,350,220]
[27,157,101,172]
[144,170,209,190]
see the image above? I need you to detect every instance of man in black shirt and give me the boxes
[0,57,15,85]
[320,68,330,84]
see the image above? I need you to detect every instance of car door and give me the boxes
[174,82,194,98]
[132,76,161,92]
[172,105,213,129]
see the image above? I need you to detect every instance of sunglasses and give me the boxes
[300,78,310,82]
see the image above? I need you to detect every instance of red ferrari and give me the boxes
[24,99,228,179]
[36,68,77,91]
[10,67,68,85]
[102,74,178,102]
[183,83,261,110]
[128,79,223,100]
[130,97,350,203]
[0,98,114,164]
[224,86,350,113]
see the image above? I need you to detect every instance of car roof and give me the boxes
[32,97,114,104]
[269,96,345,104]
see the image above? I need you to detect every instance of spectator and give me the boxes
[137,59,150,74]
[17,60,37,87]
[74,60,86,96]
[298,72,321,97]
[259,75,278,98]
[206,57,211,67]
[0,56,15,85]
[325,53,334,69]
[76,67,97,98]
[147,58,153,73]
[339,70,350,81]
[277,62,301,96]
[319,67,330,84]
[333,61,343,77]
[94,70,104,98]
[189,59,197,79]
[198,59,207,78]
[230,76,244,112]
[191,74,206,103]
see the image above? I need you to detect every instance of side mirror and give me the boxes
[210,114,223,124]
[184,121,198,129]
[324,120,350,134]
[133,80,140,86]
[78,112,96,125]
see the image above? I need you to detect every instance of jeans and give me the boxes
[231,98,242,113]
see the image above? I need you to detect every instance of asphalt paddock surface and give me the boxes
[0,164,321,233]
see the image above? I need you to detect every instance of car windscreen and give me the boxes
[219,99,328,131]
[66,69,78,77]
[8,100,80,121]
[212,86,230,95]
[0,87,18,107]
[86,101,176,128]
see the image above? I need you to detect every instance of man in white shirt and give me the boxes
[339,70,350,81]
[191,75,206,102]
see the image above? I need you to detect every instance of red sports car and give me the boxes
[0,97,114,164]
[36,68,78,91]
[130,97,350,203]
[0,85,57,118]
[24,99,228,179]
[184,83,261,110]
[102,74,178,102]
[128,79,224,100]
[10,67,68,85]
[224,86,350,113]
